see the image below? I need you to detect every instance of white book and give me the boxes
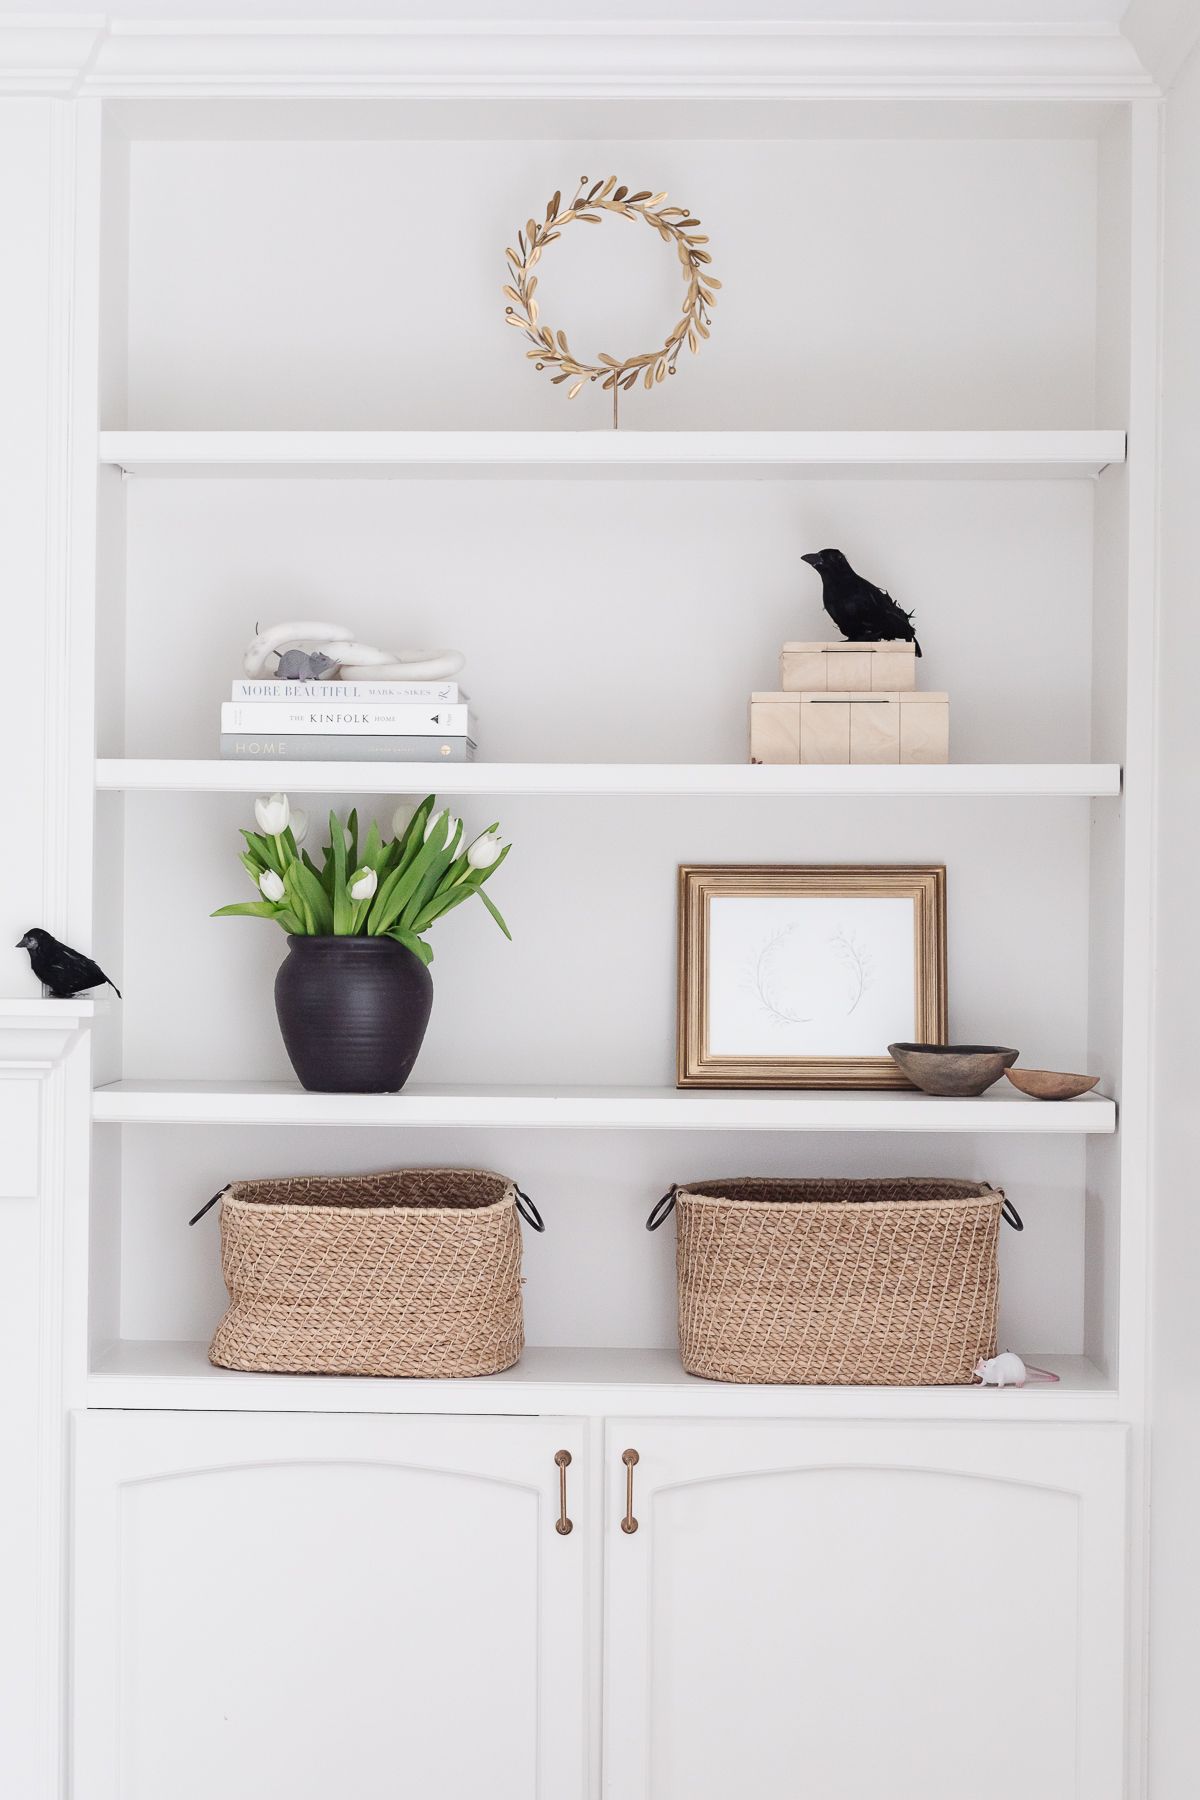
[220,734,476,762]
[231,679,469,704]
[221,701,475,737]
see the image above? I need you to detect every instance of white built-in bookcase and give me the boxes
[64,94,1157,1423]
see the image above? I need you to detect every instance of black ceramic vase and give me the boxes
[274,936,434,1093]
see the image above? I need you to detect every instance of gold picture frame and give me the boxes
[677,865,947,1089]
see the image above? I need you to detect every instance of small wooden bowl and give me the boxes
[888,1043,1019,1097]
[1005,1067,1099,1102]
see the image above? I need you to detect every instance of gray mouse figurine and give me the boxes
[273,648,339,680]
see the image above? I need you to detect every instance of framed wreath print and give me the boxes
[677,865,947,1088]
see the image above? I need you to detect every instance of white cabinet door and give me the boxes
[73,1411,589,1800]
[603,1420,1126,1800]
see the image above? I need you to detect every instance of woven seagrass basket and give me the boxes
[648,1176,1020,1386]
[207,1168,540,1378]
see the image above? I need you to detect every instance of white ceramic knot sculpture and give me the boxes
[244,620,465,682]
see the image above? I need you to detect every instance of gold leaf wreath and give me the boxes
[503,176,719,403]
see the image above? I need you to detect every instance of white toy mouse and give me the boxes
[974,1352,1061,1388]
[974,1351,1028,1387]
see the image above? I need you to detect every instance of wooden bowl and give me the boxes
[1005,1067,1099,1101]
[888,1043,1019,1097]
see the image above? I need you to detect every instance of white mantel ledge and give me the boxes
[0,997,97,1068]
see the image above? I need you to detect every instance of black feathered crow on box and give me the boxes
[801,548,922,657]
[17,928,121,999]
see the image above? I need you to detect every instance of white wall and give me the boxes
[1148,33,1200,1798]
[0,93,85,1800]
[123,135,1098,431]
[115,475,1099,767]
[0,103,59,988]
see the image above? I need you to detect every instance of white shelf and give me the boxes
[97,429,1126,481]
[96,760,1123,799]
[86,1340,1120,1422]
[92,1080,1116,1133]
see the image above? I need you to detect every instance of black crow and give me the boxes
[801,548,922,656]
[16,928,121,999]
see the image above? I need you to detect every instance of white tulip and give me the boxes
[349,867,378,902]
[254,793,290,836]
[423,809,461,850]
[258,868,286,903]
[391,801,417,840]
[289,808,309,846]
[467,830,505,872]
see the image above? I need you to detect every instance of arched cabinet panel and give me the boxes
[602,1420,1126,1800]
[72,1411,589,1800]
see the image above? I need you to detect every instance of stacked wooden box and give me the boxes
[749,642,949,765]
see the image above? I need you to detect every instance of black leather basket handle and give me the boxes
[188,1184,230,1227]
[646,1186,678,1231]
[1001,1195,1024,1232]
[515,1186,546,1232]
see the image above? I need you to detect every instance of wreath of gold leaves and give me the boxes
[503,176,719,413]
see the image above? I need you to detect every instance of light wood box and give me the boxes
[750,691,950,765]
[780,640,917,693]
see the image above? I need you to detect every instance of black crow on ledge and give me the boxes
[801,548,923,656]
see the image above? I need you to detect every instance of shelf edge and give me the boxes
[94,760,1124,798]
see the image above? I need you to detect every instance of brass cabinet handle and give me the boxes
[554,1449,573,1536]
[621,1448,640,1534]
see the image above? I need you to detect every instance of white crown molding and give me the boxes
[0,22,106,97]
[1122,0,1200,90]
[0,19,1160,101]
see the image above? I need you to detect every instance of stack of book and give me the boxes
[220,677,477,762]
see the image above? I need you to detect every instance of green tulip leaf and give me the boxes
[477,887,513,940]
[393,796,436,861]
[386,927,434,966]
[285,860,333,936]
[361,818,386,875]
[369,822,456,936]
[397,820,464,932]
[241,829,283,876]
[329,809,353,934]
[410,882,478,935]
